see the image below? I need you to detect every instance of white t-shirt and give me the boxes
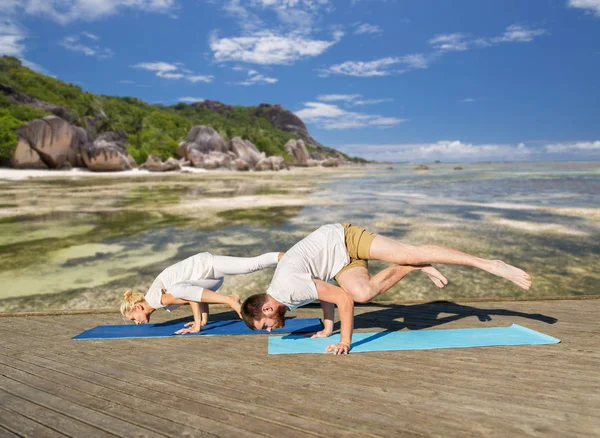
[267,223,349,310]
[145,252,214,312]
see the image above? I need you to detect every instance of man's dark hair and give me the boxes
[241,293,268,329]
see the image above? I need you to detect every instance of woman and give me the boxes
[121,251,283,334]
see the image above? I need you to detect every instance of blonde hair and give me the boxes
[120,289,145,316]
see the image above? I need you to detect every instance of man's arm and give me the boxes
[311,301,335,338]
[313,280,354,354]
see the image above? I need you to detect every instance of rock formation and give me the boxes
[229,137,265,168]
[255,104,320,148]
[284,139,309,166]
[12,116,89,169]
[255,156,286,171]
[81,131,135,171]
[141,155,181,172]
[184,126,229,154]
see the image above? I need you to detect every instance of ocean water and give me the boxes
[0,162,598,311]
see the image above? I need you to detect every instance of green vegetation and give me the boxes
[0,94,48,159]
[0,56,340,163]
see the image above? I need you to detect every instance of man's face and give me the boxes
[253,312,285,332]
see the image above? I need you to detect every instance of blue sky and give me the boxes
[1,0,599,162]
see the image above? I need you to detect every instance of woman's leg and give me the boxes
[210,253,279,278]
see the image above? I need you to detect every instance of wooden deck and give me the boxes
[0,298,599,437]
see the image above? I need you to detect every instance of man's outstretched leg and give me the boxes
[368,234,532,291]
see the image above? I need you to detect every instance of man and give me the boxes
[241,223,532,354]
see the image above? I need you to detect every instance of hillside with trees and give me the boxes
[0,56,362,165]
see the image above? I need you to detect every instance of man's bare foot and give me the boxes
[487,260,532,290]
[228,294,242,319]
[418,265,448,288]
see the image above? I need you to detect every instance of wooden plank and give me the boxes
[0,378,163,438]
[0,361,232,438]
[0,389,115,438]
[0,349,376,438]
[0,426,20,438]
[0,406,66,438]
[0,300,599,438]
[0,324,584,436]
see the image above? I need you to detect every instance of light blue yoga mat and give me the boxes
[73,317,322,340]
[268,324,560,355]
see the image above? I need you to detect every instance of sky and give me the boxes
[1,0,599,163]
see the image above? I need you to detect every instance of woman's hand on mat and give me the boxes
[175,322,201,335]
[310,329,332,338]
[325,342,350,355]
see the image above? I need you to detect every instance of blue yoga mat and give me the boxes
[73,317,322,340]
[268,324,560,355]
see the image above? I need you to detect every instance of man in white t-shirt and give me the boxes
[241,223,532,354]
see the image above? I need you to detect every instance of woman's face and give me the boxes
[126,305,150,324]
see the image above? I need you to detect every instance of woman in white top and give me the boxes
[120,251,282,334]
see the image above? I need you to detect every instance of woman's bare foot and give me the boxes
[418,265,448,288]
[487,260,532,290]
[227,294,242,319]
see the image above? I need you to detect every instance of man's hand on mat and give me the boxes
[325,342,350,355]
[310,329,332,338]
[175,322,201,335]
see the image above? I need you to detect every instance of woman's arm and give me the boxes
[175,301,202,335]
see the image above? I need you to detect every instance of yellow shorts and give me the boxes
[334,223,377,282]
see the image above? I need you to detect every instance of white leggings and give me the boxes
[167,253,279,302]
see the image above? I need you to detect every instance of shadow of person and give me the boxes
[350,300,558,332]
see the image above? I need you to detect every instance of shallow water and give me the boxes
[1,162,599,311]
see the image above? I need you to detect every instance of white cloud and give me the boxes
[492,24,547,43]
[323,23,546,78]
[316,94,391,106]
[568,0,600,16]
[133,61,214,82]
[320,54,428,77]
[430,33,469,52]
[335,139,600,162]
[545,141,600,152]
[295,101,405,130]
[178,97,205,103]
[221,0,334,33]
[337,140,533,162]
[210,31,342,65]
[81,31,99,40]
[234,69,278,85]
[354,23,382,35]
[133,61,178,73]
[0,18,26,56]
[461,98,476,103]
[15,0,178,25]
[317,94,361,102]
[352,98,392,106]
[119,80,135,84]
[59,34,114,59]
[186,75,214,83]
[431,25,546,54]
[158,72,184,79]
